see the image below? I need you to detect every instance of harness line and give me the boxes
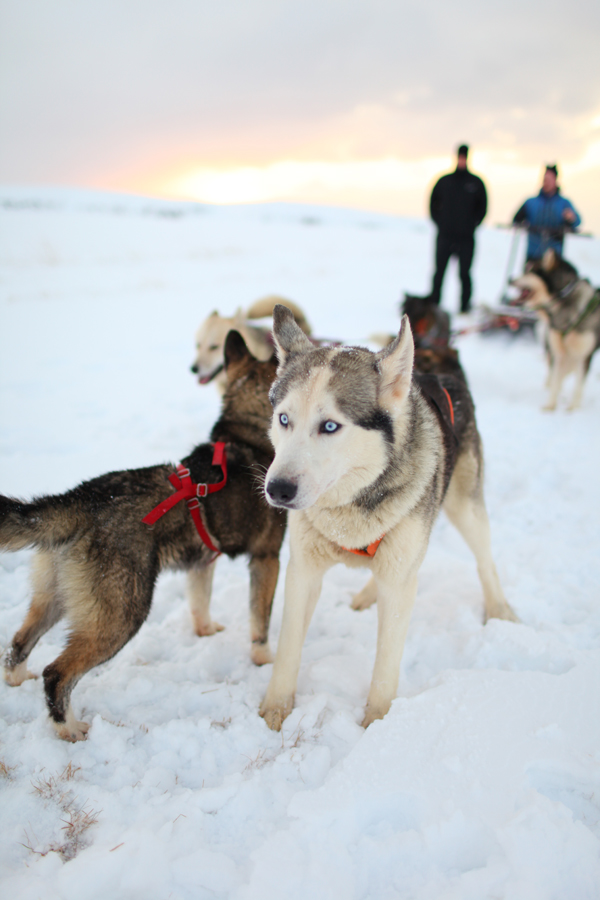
[562,289,600,336]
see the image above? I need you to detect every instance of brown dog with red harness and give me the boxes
[2,331,285,741]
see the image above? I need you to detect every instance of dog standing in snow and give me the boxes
[2,333,285,741]
[260,305,517,731]
[511,249,600,410]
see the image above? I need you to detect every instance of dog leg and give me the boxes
[4,551,63,685]
[539,321,552,387]
[260,552,326,731]
[43,598,151,741]
[543,362,565,411]
[362,571,419,728]
[543,333,566,411]
[43,634,97,742]
[568,358,587,411]
[41,567,154,741]
[187,565,224,636]
[544,349,552,388]
[248,555,279,665]
[444,457,518,623]
[566,337,595,411]
[351,575,377,610]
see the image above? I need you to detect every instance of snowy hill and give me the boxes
[1,188,600,898]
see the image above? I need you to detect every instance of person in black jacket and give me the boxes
[429,145,487,313]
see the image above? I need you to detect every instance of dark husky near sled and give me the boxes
[511,249,600,410]
[260,305,517,731]
[401,293,451,348]
[377,338,466,382]
[372,294,465,382]
[2,332,285,741]
[414,344,465,381]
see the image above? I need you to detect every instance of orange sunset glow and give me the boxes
[1,2,600,231]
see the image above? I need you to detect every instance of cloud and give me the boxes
[1,0,599,228]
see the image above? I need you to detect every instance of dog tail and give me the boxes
[0,492,84,551]
[245,295,312,335]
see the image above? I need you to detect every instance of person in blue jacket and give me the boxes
[512,165,581,261]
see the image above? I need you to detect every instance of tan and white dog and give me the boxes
[260,305,517,731]
[191,295,311,393]
[511,250,600,411]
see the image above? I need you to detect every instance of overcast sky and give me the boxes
[1,0,599,228]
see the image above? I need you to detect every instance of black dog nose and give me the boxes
[266,478,298,504]
[190,364,198,374]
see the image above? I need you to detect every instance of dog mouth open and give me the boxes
[508,282,533,306]
[196,363,224,385]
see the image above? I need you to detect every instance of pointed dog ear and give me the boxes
[377,315,414,412]
[224,329,252,369]
[272,304,313,366]
[541,248,557,271]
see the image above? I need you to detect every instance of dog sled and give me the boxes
[449,226,536,338]
[452,303,538,338]
[401,290,536,342]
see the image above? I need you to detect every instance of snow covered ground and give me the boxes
[1,187,599,899]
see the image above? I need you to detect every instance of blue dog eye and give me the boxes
[322,420,340,433]
[279,413,289,427]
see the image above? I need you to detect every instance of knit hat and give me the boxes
[457,144,469,157]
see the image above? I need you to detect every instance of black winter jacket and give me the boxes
[430,168,487,238]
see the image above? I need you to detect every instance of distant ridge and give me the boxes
[0,184,428,231]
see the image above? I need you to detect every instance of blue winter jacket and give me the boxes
[513,189,581,259]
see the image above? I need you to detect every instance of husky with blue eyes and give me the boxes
[261,305,518,731]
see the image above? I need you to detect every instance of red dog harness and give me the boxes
[441,387,454,424]
[142,442,227,557]
[342,536,385,558]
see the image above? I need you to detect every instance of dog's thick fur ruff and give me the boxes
[260,305,516,731]
[2,332,285,741]
[191,295,311,393]
[511,250,600,410]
